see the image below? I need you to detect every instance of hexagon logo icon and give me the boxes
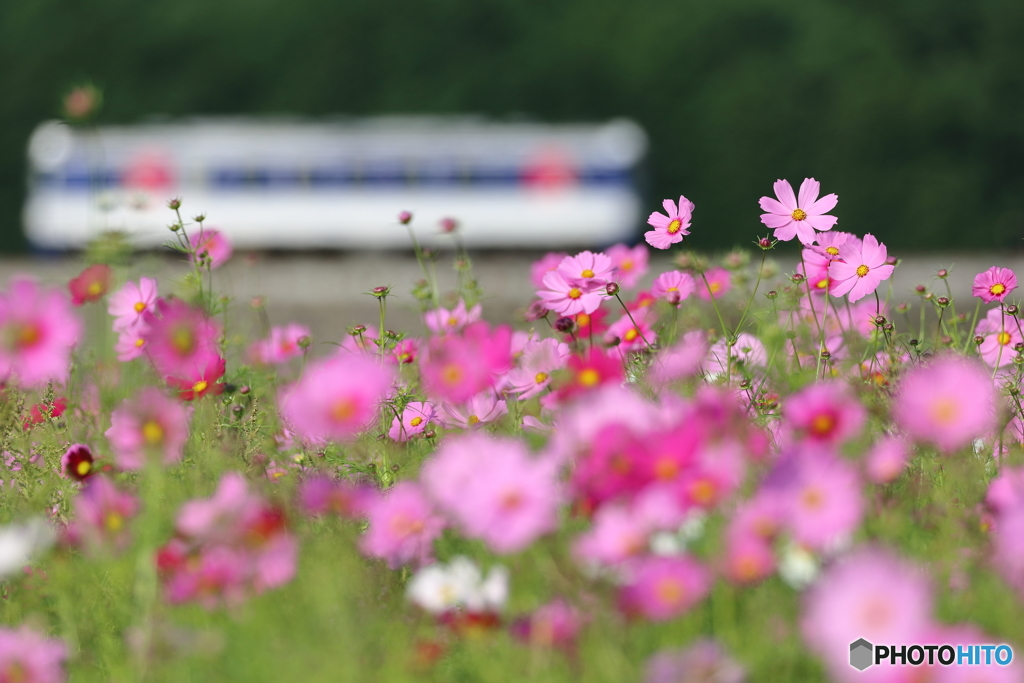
[850,638,874,671]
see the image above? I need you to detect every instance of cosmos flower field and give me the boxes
[2,179,1024,682]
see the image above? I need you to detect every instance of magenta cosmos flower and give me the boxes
[894,355,997,453]
[827,233,895,303]
[108,277,159,331]
[141,298,222,380]
[783,382,866,446]
[645,196,694,249]
[419,322,512,403]
[280,353,395,443]
[973,266,1018,303]
[68,263,112,306]
[0,278,81,388]
[759,178,838,244]
[105,387,192,469]
[0,626,66,683]
[618,555,711,621]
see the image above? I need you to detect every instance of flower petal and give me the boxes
[797,178,820,209]
[773,223,798,242]
[804,214,838,232]
[760,213,793,229]
[773,179,797,210]
[647,212,670,229]
[662,199,678,217]
[807,193,838,216]
[759,197,790,215]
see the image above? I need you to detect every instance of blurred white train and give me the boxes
[24,116,648,250]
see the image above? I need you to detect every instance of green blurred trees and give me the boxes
[2,0,1023,251]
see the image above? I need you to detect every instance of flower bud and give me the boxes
[909,339,919,346]
[896,303,909,313]
[554,316,576,333]
[239,385,251,395]
[1015,342,1024,353]
[915,285,926,294]
[167,197,182,211]
[974,335,985,346]
[349,324,367,335]
[1008,305,1019,316]
[765,290,778,300]
[936,296,950,307]
[605,282,620,296]
[193,213,207,223]
[820,350,831,360]
[398,211,413,225]
[941,335,952,345]
[297,336,312,349]
[439,217,458,233]
[924,292,934,301]
[937,268,948,278]
[874,315,887,326]
[882,323,894,332]
[758,237,772,249]
[525,300,549,322]
[885,256,897,265]
[791,273,805,283]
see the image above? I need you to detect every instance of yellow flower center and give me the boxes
[501,491,523,510]
[667,219,682,234]
[330,398,357,422]
[134,301,147,313]
[856,265,870,277]
[568,288,582,300]
[998,332,1012,345]
[654,457,679,481]
[581,269,595,278]
[534,371,548,384]
[410,416,424,427]
[441,363,463,385]
[709,282,721,293]
[667,286,678,292]
[105,512,124,532]
[690,480,716,505]
[76,460,92,476]
[991,283,1006,295]
[791,208,807,221]
[171,326,195,355]
[88,281,103,296]
[192,380,208,394]
[12,323,41,349]
[810,413,835,436]
[134,338,145,348]
[621,259,634,271]
[929,397,958,425]
[815,278,829,289]
[654,578,685,607]
[468,415,480,424]
[802,486,825,510]
[142,420,164,444]
[825,246,840,256]
[623,328,639,342]
[578,368,600,387]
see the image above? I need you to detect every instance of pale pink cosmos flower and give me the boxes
[0,626,66,683]
[388,401,439,441]
[573,504,653,568]
[724,533,776,585]
[421,433,561,553]
[419,322,512,404]
[248,323,310,365]
[992,505,1024,602]
[556,251,615,287]
[105,387,192,470]
[280,353,396,443]
[644,640,746,683]
[506,338,570,399]
[114,325,149,362]
[973,266,1018,303]
[985,466,1024,515]
[141,298,222,380]
[530,252,568,289]
[647,331,708,388]
[441,389,507,429]
[893,355,997,453]
[189,229,233,269]
[797,248,835,294]
[809,230,854,261]
[0,278,81,388]
[650,271,696,306]
[360,482,446,568]
[537,270,605,316]
[108,277,159,331]
[866,436,911,484]
[783,382,866,446]
[645,196,694,249]
[606,243,649,289]
[783,452,863,550]
[759,178,838,244]
[695,267,731,301]
[618,555,711,621]
[828,233,895,303]
[976,307,1023,368]
[707,332,767,376]
[423,299,482,334]
[802,547,934,683]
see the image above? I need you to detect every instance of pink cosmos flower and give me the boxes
[973,266,1018,303]
[510,599,584,649]
[0,626,66,683]
[114,326,149,362]
[573,504,653,568]
[986,466,1024,515]
[894,355,997,453]
[553,349,626,403]
[298,477,375,518]
[423,299,482,334]
[866,436,911,484]
[605,308,655,353]
[556,251,615,287]
[189,229,233,269]
[441,389,507,429]
[645,196,693,249]
[419,322,512,403]
[141,298,222,380]
[707,332,767,376]
[724,533,776,584]
[389,401,439,441]
[606,243,649,289]
[60,444,95,481]
[827,233,895,303]
[797,248,835,294]
[537,270,605,316]
[695,267,731,301]
[644,640,746,683]
[165,351,226,401]
[506,338,570,399]
[802,547,934,683]
[647,331,708,387]
[68,263,112,306]
[650,271,696,306]
[0,278,81,388]
[530,252,569,289]
[68,475,139,552]
[782,452,863,550]
[618,555,711,621]
[360,482,446,568]
[783,382,866,446]
[809,230,853,260]
[248,323,310,365]
[976,307,1023,368]
[759,178,838,244]
[105,387,192,469]
[391,338,419,365]
[279,353,396,443]
[108,277,159,331]
[992,505,1024,600]
[421,433,561,553]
